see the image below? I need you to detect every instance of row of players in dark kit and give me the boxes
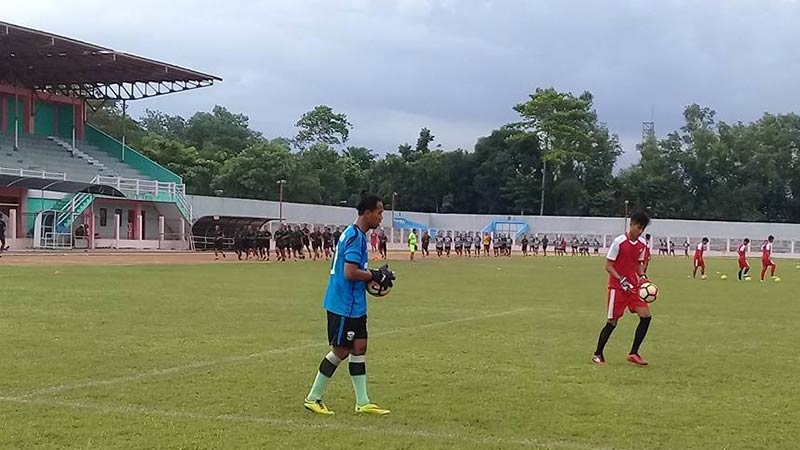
[213,224,349,261]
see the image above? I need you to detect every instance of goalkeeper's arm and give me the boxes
[344,262,374,282]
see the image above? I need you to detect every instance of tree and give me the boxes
[183,106,262,155]
[296,144,348,204]
[415,127,435,154]
[294,105,352,148]
[512,88,597,214]
[397,143,415,162]
[211,141,297,200]
[473,129,541,214]
[139,109,187,140]
[85,101,147,148]
[138,133,220,195]
[344,146,376,171]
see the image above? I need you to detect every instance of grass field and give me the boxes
[1,255,798,450]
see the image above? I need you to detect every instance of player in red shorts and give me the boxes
[760,235,776,282]
[737,238,750,281]
[692,237,709,279]
[592,211,652,366]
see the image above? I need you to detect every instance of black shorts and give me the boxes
[214,238,223,250]
[327,311,368,347]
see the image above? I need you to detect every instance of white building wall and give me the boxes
[188,195,355,225]
[188,196,800,255]
[93,201,182,240]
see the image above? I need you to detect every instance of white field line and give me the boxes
[0,395,630,450]
[19,308,533,399]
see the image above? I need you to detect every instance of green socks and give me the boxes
[349,354,369,405]
[306,352,370,406]
[306,351,341,401]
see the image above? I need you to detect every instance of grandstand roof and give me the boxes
[0,174,125,197]
[0,21,221,100]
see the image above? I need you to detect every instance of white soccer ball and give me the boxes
[639,281,659,303]
[366,280,392,297]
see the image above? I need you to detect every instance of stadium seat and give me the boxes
[0,134,152,182]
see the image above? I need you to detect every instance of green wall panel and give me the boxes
[34,101,56,136]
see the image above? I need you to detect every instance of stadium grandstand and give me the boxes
[0,21,220,250]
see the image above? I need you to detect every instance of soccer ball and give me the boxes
[720,274,728,280]
[774,277,782,283]
[701,274,708,280]
[639,281,659,303]
[366,280,392,297]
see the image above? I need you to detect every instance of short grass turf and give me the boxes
[0,255,798,450]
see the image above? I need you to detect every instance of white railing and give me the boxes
[92,175,192,221]
[0,166,67,180]
[94,175,186,199]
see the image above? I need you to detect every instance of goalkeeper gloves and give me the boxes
[370,264,396,288]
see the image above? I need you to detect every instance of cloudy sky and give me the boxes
[6,0,800,167]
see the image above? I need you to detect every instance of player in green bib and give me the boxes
[408,229,418,262]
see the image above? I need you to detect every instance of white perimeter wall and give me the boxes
[188,196,800,254]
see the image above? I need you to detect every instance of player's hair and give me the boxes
[357,194,383,215]
[744,238,750,244]
[630,211,650,228]
[768,235,775,242]
[702,237,709,243]
[645,233,651,240]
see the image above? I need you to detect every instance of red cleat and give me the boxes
[626,354,649,366]
[591,354,607,365]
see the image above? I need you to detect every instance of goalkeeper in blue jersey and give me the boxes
[303,194,395,416]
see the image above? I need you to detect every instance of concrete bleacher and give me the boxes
[0,133,148,182]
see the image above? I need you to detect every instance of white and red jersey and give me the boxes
[694,242,707,260]
[737,242,748,259]
[761,241,772,261]
[606,233,646,290]
[640,237,651,265]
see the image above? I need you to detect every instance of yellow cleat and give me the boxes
[304,399,335,415]
[354,403,391,415]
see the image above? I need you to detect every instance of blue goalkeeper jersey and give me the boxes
[323,224,369,317]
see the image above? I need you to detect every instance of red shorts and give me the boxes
[693,257,705,268]
[762,258,775,267]
[606,288,647,320]
[738,257,749,269]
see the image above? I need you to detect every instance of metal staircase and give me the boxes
[33,191,95,249]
